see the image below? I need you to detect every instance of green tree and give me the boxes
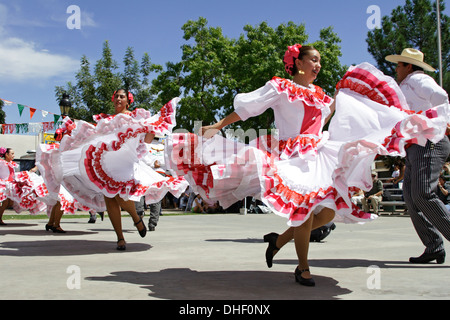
[56,41,161,122]
[176,17,237,132]
[367,0,449,93]
[134,53,163,110]
[0,99,5,124]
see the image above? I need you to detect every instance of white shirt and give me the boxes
[400,71,448,112]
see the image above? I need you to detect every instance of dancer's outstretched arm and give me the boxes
[200,112,242,139]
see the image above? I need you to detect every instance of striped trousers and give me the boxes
[403,137,450,254]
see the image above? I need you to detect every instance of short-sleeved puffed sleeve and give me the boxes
[234,81,280,121]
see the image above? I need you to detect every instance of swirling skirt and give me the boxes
[165,64,449,227]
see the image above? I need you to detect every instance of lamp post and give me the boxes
[53,93,72,143]
[59,93,72,117]
[436,0,443,87]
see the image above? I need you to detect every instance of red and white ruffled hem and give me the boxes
[36,143,95,215]
[165,63,449,227]
[1,171,48,215]
[56,98,187,211]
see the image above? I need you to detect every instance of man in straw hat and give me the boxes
[386,48,450,264]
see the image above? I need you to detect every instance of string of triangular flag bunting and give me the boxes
[1,97,65,134]
[1,97,63,121]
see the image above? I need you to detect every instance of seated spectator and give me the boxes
[203,198,222,213]
[178,190,189,211]
[184,187,196,212]
[351,188,364,207]
[192,194,208,213]
[387,159,405,189]
[387,164,400,188]
[442,162,450,176]
[361,172,383,215]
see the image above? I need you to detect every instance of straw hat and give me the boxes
[385,48,436,72]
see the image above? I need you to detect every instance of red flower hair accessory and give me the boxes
[283,44,302,76]
[111,91,134,104]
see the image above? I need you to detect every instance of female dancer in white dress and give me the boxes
[0,148,47,225]
[54,90,187,250]
[165,44,448,286]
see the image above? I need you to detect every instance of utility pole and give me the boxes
[437,0,443,87]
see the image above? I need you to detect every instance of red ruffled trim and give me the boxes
[253,134,321,162]
[336,66,412,113]
[279,136,319,160]
[6,171,48,213]
[261,163,369,224]
[84,143,149,197]
[382,106,444,153]
[83,100,178,197]
[0,160,19,169]
[59,193,77,214]
[58,192,93,214]
[0,160,19,181]
[171,134,215,196]
[93,102,174,133]
[271,77,332,107]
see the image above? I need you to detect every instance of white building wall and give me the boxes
[0,134,43,158]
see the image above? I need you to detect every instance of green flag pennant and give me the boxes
[18,104,25,116]
[54,114,61,125]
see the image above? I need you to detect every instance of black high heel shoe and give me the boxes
[116,239,126,251]
[263,233,279,268]
[52,226,67,234]
[45,224,53,231]
[135,218,147,238]
[295,268,315,287]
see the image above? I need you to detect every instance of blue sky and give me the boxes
[0,0,448,127]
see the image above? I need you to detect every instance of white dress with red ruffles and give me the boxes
[36,143,96,216]
[165,63,449,227]
[53,98,188,212]
[0,160,48,214]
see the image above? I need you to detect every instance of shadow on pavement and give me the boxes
[86,268,352,300]
[0,239,152,256]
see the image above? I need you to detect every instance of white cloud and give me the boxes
[0,2,80,83]
[81,11,98,28]
[0,37,79,82]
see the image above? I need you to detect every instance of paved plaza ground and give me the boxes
[0,209,449,302]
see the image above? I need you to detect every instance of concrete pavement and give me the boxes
[0,210,449,301]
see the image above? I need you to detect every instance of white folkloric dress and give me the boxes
[0,160,48,214]
[52,98,188,212]
[165,63,449,227]
[36,143,96,216]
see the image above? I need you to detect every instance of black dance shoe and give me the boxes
[409,250,446,264]
[116,239,126,251]
[295,268,315,287]
[52,226,67,234]
[134,218,147,238]
[263,233,279,268]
